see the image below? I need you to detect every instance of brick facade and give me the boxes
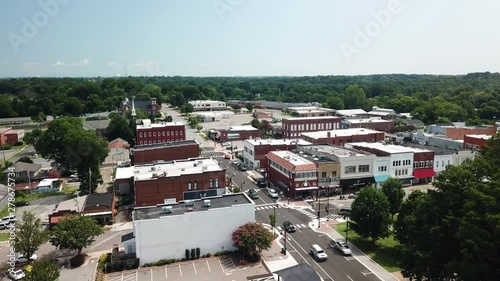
[136,123,186,146]
[463,135,491,150]
[446,126,497,140]
[134,170,226,207]
[132,141,199,165]
[282,117,341,138]
[217,129,264,141]
[343,119,395,132]
[303,130,385,146]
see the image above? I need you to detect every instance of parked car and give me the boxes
[67,177,80,182]
[222,142,231,148]
[9,269,25,280]
[256,178,267,188]
[310,244,328,261]
[239,165,247,171]
[231,160,241,166]
[15,253,38,264]
[266,188,279,199]
[224,153,231,159]
[282,221,296,233]
[338,208,351,217]
[1,215,16,224]
[14,201,30,207]
[248,189,259,199]
[70,173,79,179]
[334,239,352,255]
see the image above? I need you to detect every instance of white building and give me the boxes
[335,109,367,117]
[195,110,234,122]
[124,193,254,265]
[348,142,416,186]
[189,100,227,111]
[243,138,311,169]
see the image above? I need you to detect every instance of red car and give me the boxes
[224,153,231,159]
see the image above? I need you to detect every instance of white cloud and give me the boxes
[22,61,37,67]
[51,60,65,66]
[71,58,90,66]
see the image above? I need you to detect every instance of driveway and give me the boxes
[13,195,69,224]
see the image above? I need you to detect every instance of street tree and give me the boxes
[195,124,203,133]
[14,212,48,263]
[245,103,253,111]
[25,259,60,281]
[381,177,405,219]
[23,128,43,146]
[232,222,273,261]
[350,186,391,244]
[250,118,261,129]
[394,190,429,245]
[49,214,104,254]
[165,115,173,122]
[180,103,194,114]
[268,213,276,231]
[106,114,133,144]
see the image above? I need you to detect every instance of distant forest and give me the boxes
[0,72,499,125]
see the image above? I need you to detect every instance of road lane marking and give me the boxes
[179,264,182,277]
[287,234,335,281]
[346,275,354,281]
[206,260,211,272]
[193,262,197,274]
[165,266,168,279]
[150,268,153,281]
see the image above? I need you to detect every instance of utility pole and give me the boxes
[317,188,321,228]
[241,179,244,192]
[89,167,92,194]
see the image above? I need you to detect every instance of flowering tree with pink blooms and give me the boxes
[232,222,273,262]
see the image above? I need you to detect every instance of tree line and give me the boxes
[0,72,499,125]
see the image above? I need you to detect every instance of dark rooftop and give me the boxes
[133,193,252,221]
[275,263,321,281]
[401,142,459,155]
[121,232,134,242]
[133,140,198,151]
[84,192,114,209]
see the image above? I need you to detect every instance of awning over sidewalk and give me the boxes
[413,168,435,179]
[340,177,375,187]
[295,186,319,192]
[374,175,390,183]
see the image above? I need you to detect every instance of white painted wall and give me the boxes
[388,152,414,179]
[339,155,375,179]
[243,141,258,168]
[453,150,475,166]
[434,154,454,173]
[134,204,255,265]
[372,156,390,178]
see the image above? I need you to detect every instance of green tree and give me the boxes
[17,156,33,163]
[250,118,261,129]
[232,222,273,261]
[49,214,104,254]
[195,124,203,133]
[394,190,429,245]
[63,97,84,116]
[350,186,391,244]
[381,177,405,219]
[325,96,345,110]
[268,213,276,231]
[106,114,133,144]
[165,115,173,122]
[180,103,194,114]
[343,85,366,109]
[245,103,254,111]
[14,212,48,264]
[25,259,60,281]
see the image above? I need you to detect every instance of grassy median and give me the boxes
[334,222,402,272]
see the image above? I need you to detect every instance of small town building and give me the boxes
[212,125,264,142]
[119,97,161,116]
[123,193,254,265]
[366,106,398,120]
[335,109,367,117]
[33,178,62,193]
[83,119,110,138]
[188,100,227,111]
[49,192,115,225]
[2,162,41,180]
[285,106,336,117]
[463,134,493,151]
[282,116,341,139]
[301,128,385,146]
[104,138,130,165]
[194,111,234,122]
[114,157,226,206]
[427,124,497,140]
[243,138,311,170]
[136,119,186,146]
[131,140,199,165]
[0,117,32,125]
[342,117,395,132]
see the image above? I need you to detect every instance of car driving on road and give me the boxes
[334,239,352,255]
[248,189,259,199]
[266,188,279,199]
[310,244,328,261]
[282,220,296,233]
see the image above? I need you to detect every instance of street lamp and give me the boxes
[287,187,290,204]
[344,215,350,244]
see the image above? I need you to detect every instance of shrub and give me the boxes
[1,145,12,150]
[196,248,200,259]
[15,141,24,146]
[70,254,87,268]
[201,255,206,258]
[206,253,211,258]
[190,248,196,260]
[185,249,190,260]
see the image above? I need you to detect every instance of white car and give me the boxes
[15,253,37,264]
[9,269,25,280]
[334,239,352,255]
[266,188,279,199]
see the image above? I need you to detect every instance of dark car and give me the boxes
[239,165,247,171]
[248,189,259,199]
[338,208,351,217]
[14,201,30,207]
[282,221,296,233]
[256,178,267,188]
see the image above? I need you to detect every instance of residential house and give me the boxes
[83,119,110,138]
[2,162,41,180]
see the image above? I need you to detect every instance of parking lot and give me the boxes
[106,255,270,281]
[13,195,69,224]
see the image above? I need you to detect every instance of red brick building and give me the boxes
[342,117,395,133]
[446,126,497,140]
[213,126,264,142]
[136,120,185,146]
[301,128,385,146]
[407,147,435,184]
[266,151,318,199]
[243,139,312,170]
[115,158,226,207]
[282,116,341,138]
[132,140,200,165]
[463,134,493,151]
[0,128,25,145]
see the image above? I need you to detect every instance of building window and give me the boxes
[321,172,327,179]
[209,179,213,188]
[162,131,165,136]
[180,131,183,135]
[332,171,337,178]
[442,161,444,167]
[194,181,198,190]
[153,132,156,137]
[378,166,387,172]
[139,132,143,137]
[140,141,143,145]
[345,166,356,174]
[167,131,170,136]
[148,132,151,137]
[215,179,219,188]
[188,182,192,190]
[436,161,439,168]
[149,140,152,144]
[359,165,370,173]
[176,131,178,136]
[419,161,424,168]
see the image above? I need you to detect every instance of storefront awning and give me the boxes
[374,175,389,183]
[413,168,435,179]
[295,187,319,192]
[340,177,375,187]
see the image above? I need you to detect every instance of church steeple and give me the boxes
[131,96,137,119]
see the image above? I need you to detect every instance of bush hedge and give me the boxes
[70,254,87,268]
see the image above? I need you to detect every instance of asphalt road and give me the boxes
[255,204,380,281]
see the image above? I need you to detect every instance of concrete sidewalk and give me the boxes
[309,219,399,281]
[260,224,298,273]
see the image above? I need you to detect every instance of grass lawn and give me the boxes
[0,233,9,242]
[334,222,402,273]
[61,185,79,194]
[15,191,58,202]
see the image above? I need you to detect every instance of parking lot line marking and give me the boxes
[346,274,354,281]
[179,264,183,277]
[193,262,197,274]
[165,266,168,280]
[206,260,211,272]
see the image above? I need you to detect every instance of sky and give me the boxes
[0,0,499,77]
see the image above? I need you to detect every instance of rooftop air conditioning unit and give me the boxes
[151,167,156,171]
[162,206,173,214]
[203,200,211,207]
[202,166,208,170]
[185,200,194,207]
[152,173,158,177]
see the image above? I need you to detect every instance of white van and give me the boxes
[310,244,328,261]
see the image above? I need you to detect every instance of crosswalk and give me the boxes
[255,204,284,211]
[275,223,308,231]
[295,208,318,219]
[325,214,347,221]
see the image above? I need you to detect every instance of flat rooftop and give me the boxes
[345,118,393,124]
[287,106,334,112]
[245,138,311,146]
[268,150,315,166]
[115,157,223,181]
[189,100,225,104]
[401,142,459,155]
[465,134,493,140]
[133,140,198,151]
[349,142,430,154]
[301,145,371,158]
[301,128,383,139]
[336,109,367,116]
[283,116,341,121]
[227,125,258,131]
[133,193,251,220]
